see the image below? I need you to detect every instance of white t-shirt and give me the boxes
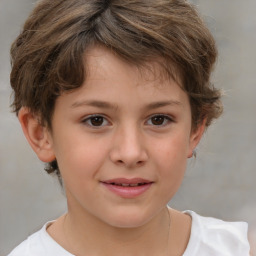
[8,211,250,256]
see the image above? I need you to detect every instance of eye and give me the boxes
[146,114,173,126]
[82,115,110,127]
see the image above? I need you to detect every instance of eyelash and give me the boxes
[82,114,110,128]
[145,114,173,127]
[81,114,173,128]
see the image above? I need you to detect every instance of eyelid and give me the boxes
[145,114,174,126]
[80,113,174,128]
[81,114,111,128]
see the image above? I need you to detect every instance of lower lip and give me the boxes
[102,183,152,198]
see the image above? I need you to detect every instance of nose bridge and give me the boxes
[110,121,148,167]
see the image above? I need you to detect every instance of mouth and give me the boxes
[101,178,153,198]
[104,182,151,187]
[102,178,153,186]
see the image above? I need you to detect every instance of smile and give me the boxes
[101,178,153,198]
[107,182,148,187]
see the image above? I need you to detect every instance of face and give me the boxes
[46,46,203,228]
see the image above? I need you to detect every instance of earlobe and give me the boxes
[187,119,206,158]
[18,107,56,163]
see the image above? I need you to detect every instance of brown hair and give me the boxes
[10,0,222,176]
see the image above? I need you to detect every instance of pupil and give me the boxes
[152,116,164,125]
[91,116,103,126]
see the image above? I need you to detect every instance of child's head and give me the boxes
[10,0,222,178]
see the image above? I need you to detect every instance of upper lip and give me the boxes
[101,178,153,185]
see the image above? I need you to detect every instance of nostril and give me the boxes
[115,159,145,167]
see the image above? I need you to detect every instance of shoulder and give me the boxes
[183,210,250,256]
[8,229,42,256]
[7,221,73,256]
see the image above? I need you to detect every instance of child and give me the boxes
[8,0,250,255]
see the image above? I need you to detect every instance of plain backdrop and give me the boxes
[0,0,255,255]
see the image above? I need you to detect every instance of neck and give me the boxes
[63,204,171,256]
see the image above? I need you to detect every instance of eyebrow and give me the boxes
[71,100,118,110]
[144,100,182,110]
[71,100,182,110]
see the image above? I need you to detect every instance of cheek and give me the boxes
[153,137,188,199]
[152,134,189,186]
[54,134,109,180]
[153,133,189,164]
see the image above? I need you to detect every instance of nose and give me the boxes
[109,125,148,168]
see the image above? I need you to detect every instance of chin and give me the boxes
[108,217,149,229]
[101,207,155,229]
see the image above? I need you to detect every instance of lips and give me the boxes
[108,183,147,187]
[101,178,153,198]
[103,178,152,186]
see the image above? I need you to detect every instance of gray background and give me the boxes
[0,0,255,255]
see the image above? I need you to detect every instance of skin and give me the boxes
[19,46,205,255]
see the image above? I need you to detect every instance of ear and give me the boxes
[187,119,206,158]
[18,107,56,163]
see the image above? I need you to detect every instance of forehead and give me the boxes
[84,45,182,89]
[53,46,190,115]
[51,45,193,131]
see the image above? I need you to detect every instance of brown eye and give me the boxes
[151,116,165,125]
[147,115,172,126]
[83,115,109,127]
[90,116,104,126]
